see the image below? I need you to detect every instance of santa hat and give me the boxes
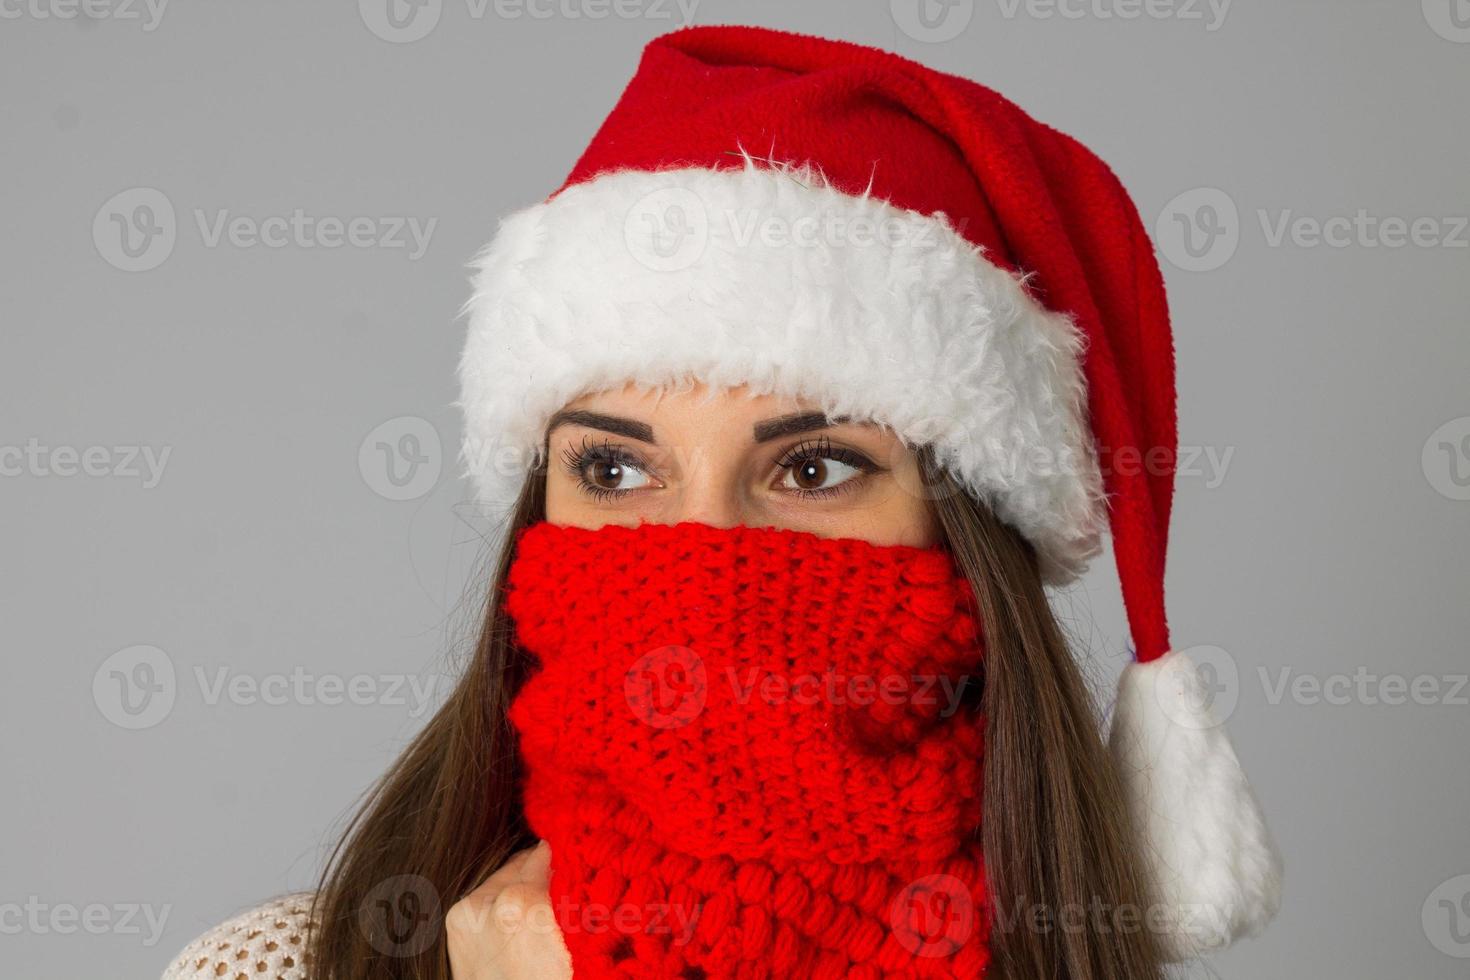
[457,25,1281,958]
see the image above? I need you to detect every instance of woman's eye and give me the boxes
[780,456,863,493]
[583,458,651,492]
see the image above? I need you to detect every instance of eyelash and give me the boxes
[558,434,882,501]
[559,436,651,501]
[773,436,880,498]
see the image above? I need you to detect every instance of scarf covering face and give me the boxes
[506,521,991,978]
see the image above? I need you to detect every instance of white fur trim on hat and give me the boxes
[1109,648,1285,960]
[458,163,1105,581]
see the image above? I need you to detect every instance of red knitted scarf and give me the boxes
[506,521,991,978]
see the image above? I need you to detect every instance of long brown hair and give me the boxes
[308,449,1165,979]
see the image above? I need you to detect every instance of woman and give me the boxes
[162,25,1280,980]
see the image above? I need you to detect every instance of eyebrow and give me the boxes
[752,411,855,443]
[545,409,655,443]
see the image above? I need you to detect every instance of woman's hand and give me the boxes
[445,841,572,980]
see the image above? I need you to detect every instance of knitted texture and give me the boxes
[506,521,991,978]
[160,894,314,980]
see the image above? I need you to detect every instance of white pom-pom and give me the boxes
[1109,648,1284,960]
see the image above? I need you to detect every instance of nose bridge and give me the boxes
[667,438,748,529]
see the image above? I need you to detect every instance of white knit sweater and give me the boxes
[161,894,314,980]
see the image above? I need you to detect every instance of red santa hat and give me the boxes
[458,25,1281,957]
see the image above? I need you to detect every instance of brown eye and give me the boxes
[792,459,828,490]
[588,460,623,489]
[580,457,651,492]
[778,455,862,494]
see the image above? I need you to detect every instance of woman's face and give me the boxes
[543,383,939,548]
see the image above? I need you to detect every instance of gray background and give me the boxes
[3,1,1468,977]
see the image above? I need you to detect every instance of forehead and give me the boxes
[556,383,895,446]
[564,383,815,425]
